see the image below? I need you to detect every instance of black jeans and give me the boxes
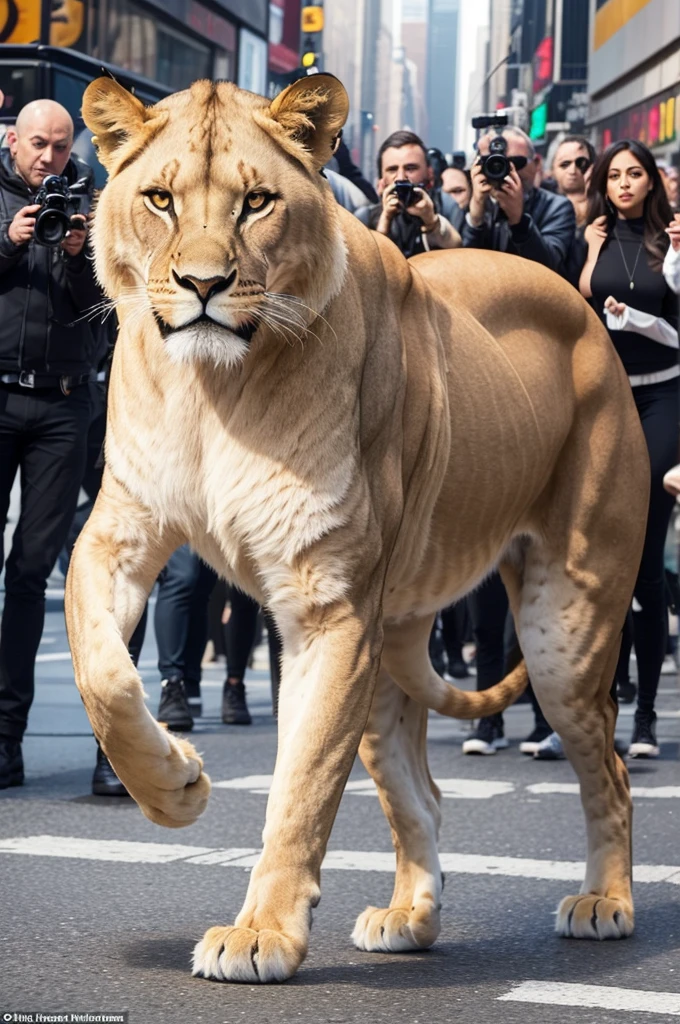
[224,585,259,681]
[0,383,91,741]
[630,378,679,715]
[467,570,548,730]
[154,544,217,690]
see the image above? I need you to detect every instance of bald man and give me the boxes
[0,98,101,791]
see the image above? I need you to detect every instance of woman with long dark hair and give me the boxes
[580,139,678,758]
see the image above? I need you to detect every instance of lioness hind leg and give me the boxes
[353,650,443,954]
[511,546,634,940]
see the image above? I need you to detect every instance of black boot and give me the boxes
[92,743,128,797]
[157,677,194,732]
[0,739,23,789]
[222,680,252,725]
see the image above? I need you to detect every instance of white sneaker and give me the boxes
[462,716,508,755]
[533,732,565,760]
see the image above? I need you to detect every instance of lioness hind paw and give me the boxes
[351,904,440,953]
[556,894,633,940]
[192,925,305,983]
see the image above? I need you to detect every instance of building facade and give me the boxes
[588,0,680,161]
[0,0,269,94]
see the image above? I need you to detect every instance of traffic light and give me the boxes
[300,6,323,73]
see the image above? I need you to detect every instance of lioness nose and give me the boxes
[172,269,237,303]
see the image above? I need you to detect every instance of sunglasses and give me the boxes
[558,156,591,174]
[509,156,528,171]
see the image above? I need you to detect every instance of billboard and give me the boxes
[0,0,85,47]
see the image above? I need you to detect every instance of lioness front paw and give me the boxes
[192,925,306,983]
[556,894,633,939]
[352,903,440,952]
[109,733,211,828]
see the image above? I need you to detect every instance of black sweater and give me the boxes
[0,151,101,376]
[591,217,677,377]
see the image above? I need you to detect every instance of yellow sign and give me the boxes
[594,0,654,51]
[0,0,40,43]
[301,5,324,33]
[0,0,84,46]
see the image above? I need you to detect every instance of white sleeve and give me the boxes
[604,304,678,349]
[663,245,680,294]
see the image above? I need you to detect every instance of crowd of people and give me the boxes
[0,92,678,797]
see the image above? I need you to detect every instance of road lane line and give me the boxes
[3,836,680,884]
[498,981,680,1015]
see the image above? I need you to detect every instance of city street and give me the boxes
[2,586,680,1023]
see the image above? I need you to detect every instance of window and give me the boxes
[0,66,38,118]
[269,3,284,46]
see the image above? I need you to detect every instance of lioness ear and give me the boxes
[267,74,349,170]
[82,78,166,173]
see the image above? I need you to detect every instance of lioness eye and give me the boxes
[246,192,268,211]
[146,190,172,211]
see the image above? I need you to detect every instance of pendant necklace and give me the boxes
[614,233,643,291]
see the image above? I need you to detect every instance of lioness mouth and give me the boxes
[155,313,257,345]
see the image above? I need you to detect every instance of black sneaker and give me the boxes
[157,677,194,732]
[629,710,660,758]
[462,715,508,755]
[0,739,23,789]
[617,679,637,705]
[222,681,252,725]
[92,744,128,797]
[519,723,552,755]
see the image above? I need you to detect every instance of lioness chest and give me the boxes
[106,394,358,576]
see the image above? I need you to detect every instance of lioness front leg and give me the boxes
[65,470,211,827]
[192,594,381,983]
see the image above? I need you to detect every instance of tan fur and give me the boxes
[65,75,649,982]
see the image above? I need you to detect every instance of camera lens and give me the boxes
[35,209,70,246]
[483,154,509,183]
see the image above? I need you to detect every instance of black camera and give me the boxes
[32,174,89,247]
[393,179,424,207]
[471,113,511,185]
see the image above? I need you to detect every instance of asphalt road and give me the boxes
[2,585,680,1024]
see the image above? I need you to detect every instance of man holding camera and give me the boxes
[463,125,575,275]
[0,99,100,788]
[356,130,461,258]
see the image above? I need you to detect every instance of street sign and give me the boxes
[302,6,324,33]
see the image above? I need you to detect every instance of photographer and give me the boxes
[0,99,100,789]
[356,130,461,258]
[462,124,575,276]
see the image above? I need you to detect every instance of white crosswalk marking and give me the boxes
[528,782,680,799]
[214,774,680,801]
[498,981,680,1015]
[3,836,680,885]
[213,775,515,799]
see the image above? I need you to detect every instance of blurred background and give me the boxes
[0,0,676,185]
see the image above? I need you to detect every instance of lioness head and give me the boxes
[82,75,349,369]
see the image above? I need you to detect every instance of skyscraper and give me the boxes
[426,0,460,153]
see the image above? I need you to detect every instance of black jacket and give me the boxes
[461,187,576,276]
[356,188,464,259]
[0,150,101,376]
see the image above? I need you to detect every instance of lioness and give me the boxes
[65,74,649,983]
